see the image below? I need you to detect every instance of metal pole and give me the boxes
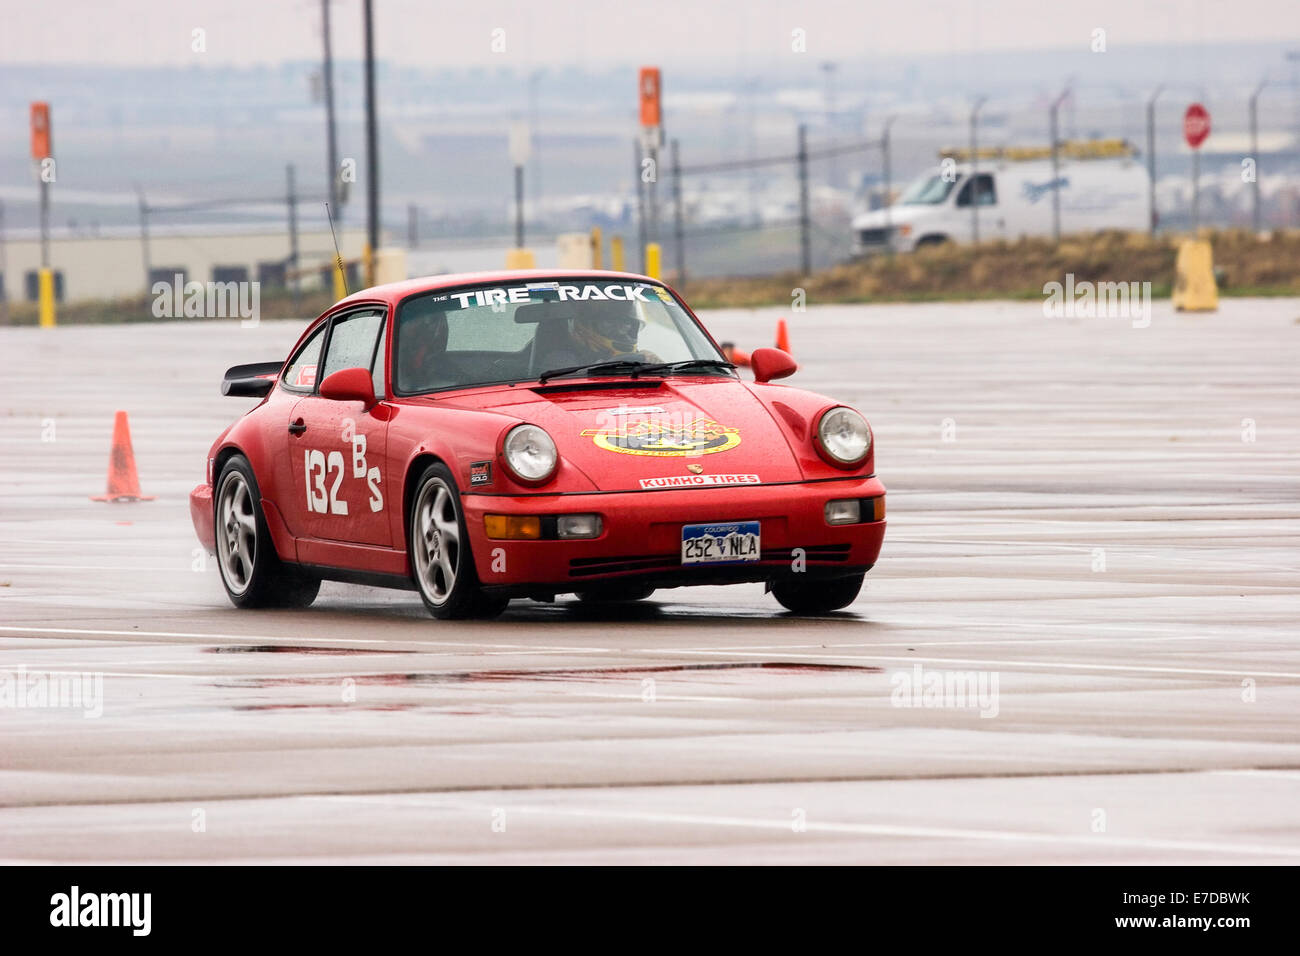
[882,115,896,255]
[287,164,300,308]
[1050,88,1068,243]
[135,185,151,292]
[362,0,379,284]
[821,61,837,189]
[528,70,542,209]
[408,203,418,248]
[514,165,525,248]
[1250,79,1266,233]
[671,139,685,285]
[39,178,50,270]
[321,0,340,217]
[1191,147,1200,233]
[1146,86,1162,235]
[647,143,660,244]
[970,97,986,244]
[634,138,647,272]
[797,123,811,275]
[0,199,8,324]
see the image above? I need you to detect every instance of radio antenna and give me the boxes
[325,202,349,297]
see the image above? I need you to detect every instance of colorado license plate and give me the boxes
[681,521,761,565]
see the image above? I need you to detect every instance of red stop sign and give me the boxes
[1184,103,1211,149]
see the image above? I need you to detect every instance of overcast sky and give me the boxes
[7,0,1300,70]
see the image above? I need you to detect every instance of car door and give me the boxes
[286,307,391,547]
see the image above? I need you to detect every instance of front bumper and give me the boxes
[462,476,886,595]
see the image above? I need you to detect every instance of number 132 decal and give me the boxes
[304,418,384,515]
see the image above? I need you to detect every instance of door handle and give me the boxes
[288,419,307,435]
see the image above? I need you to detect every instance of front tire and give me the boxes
[214,455,320,609]
[408,462,508,620]
[770,573,864,615]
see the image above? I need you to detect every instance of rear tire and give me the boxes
[408,462,508,620]
[214,455,320,609]
[770,573,864,615]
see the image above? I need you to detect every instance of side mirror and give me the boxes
[319,367,376,408]
[750,347,797,384]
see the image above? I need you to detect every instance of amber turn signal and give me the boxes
[484,514,542,540]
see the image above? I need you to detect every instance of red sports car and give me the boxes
[190,270,885,618]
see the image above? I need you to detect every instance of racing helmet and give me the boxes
[399,310,449,384]
[571,299,643,357]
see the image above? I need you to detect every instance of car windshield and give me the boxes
[393,279,730,394]
[899,173,957,205]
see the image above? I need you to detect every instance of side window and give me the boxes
[956,174,997,207]
[321,311,384,382]
[283,325,326,390]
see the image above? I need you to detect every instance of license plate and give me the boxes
[681,521,761,565]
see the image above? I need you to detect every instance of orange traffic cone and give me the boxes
[775,318,791,355]
[90,411,155,502]
[720,341,751,367]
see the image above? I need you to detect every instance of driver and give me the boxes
[563,299,661,365]
[399,310,458,391]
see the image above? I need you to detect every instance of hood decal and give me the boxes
[581,416,741,457]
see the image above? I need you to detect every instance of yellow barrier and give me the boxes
[1172,238,1218,312]
[939,138,1136,163]
[645,242,661,279]
[38,268,56,328]
[505,248,536,269]
[610,236,625,272]
[590,227,603,270]
[362,244,375,289]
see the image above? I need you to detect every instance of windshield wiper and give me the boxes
[536,359,649,384]
[629,358,737,378]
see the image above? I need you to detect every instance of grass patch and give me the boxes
[681,229,1300,309]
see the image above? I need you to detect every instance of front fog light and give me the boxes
[824,499,861,525]
[557,514,602,539]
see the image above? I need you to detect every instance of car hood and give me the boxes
[444,378,806,491]
[852,204,943,229]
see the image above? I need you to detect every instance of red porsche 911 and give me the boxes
[190,270,885,618]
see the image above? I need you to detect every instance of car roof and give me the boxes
[333,269,667,309]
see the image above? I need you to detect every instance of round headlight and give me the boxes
[817,406,871,465]
[503,424,558,483]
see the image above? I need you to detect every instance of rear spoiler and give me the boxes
[222,361,282,398]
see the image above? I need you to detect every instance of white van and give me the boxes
[852,158,1149,254]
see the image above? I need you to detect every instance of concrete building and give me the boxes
[0,225,368,304]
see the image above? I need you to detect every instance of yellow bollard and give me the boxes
[645,242,661,279]
[505,248,536,269]
[610,236,625,272]
[38,268,56,328]
[362,244,375,288]
[590,227,603,270]
[1172,238,1218,312]
[332,257,348,301]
